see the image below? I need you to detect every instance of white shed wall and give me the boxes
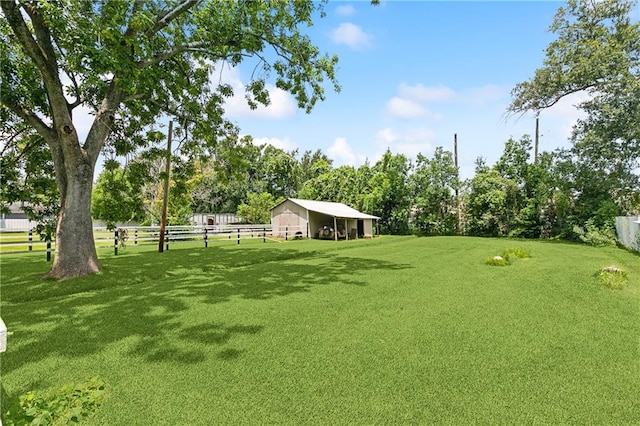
[271,200,309,238]
[615,216,639,251]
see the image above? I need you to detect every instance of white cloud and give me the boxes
[327,137,367,166]
[375,127,435,158]
[398,83,456,103]
[216,63,296,119]
[330,23,372,50]
[385,97,442,120]
[251,136,296,151]
[335,4,356,16]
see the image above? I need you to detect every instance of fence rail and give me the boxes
[0,224,276,260]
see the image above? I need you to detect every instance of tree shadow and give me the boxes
[0,244,410,380]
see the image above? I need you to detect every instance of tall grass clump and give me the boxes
[598,265,628,289]
[486,247,531,266]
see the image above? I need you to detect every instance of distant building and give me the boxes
[270,198,379,240]
[0,203,37,230]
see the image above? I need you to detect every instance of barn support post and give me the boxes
[334,217,338,241]
[345,218,348,240]
[306,222,310,238]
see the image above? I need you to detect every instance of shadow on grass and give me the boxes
[0,244,409,376]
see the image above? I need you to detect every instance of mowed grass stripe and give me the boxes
[1,236,638,424]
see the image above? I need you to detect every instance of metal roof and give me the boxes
[274,198,379,220]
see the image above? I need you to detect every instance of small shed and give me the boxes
[271,198,379,240]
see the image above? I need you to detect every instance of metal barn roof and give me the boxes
[273,198,379,220]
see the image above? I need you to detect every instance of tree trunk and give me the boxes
[44,159,101,279]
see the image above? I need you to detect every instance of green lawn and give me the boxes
[1,236,638,424]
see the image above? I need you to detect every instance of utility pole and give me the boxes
[158,120,173,253]
[454,133,462,234]
[534,114,539,164]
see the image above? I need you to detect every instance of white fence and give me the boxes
[615,216,640,252]
[0,224,275,257]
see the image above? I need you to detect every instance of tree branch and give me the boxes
[0,1,50,73]
[84,82,125,164]
[145,0,199,38]
[136,41,237,68]
[1,99,56,146]
[23,2,59,76]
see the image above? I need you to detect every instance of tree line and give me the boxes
[89,130,639,246]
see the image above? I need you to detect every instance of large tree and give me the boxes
[507,0,640,216]
[1,0,340,278]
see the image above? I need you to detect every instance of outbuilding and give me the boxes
[270,198,379,240]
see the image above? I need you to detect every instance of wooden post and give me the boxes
[204,226,208,248]
[114,229,119,256]
[285,226,288,241]
[28,230,33,251]
[158,120,173,253]
[46,240,51,262]
[134,229,138,245]
[263,227,266,243]
[333,217,338,241]
[237,228,240,244]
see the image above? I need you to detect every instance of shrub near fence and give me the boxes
[0,225,274,259]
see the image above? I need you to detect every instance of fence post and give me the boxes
[285,226,288,241]
[28,230,33,251]
[263,227,266,243]
[114,229,118,256]
[237,228,240,245]
[204,226,208,248]
[134,229,138,246]
[165,229,169,251]
[46,239,51,262]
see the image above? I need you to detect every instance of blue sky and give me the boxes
[221,0,586,179]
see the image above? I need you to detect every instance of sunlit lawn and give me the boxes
[1,236,638,424]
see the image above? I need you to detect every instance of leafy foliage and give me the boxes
[3,377,106,426]
[91,165,145,230]
[573,219,618,247]
[237,192,280,224]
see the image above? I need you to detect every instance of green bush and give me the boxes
[573,219,617,247]
[3,377,106,425]
[598,265,628,290]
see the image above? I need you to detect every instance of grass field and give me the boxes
[1,236,638,424]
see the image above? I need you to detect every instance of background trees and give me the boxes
[508,0,640,235]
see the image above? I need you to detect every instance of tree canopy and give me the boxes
[1,0,341,278]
